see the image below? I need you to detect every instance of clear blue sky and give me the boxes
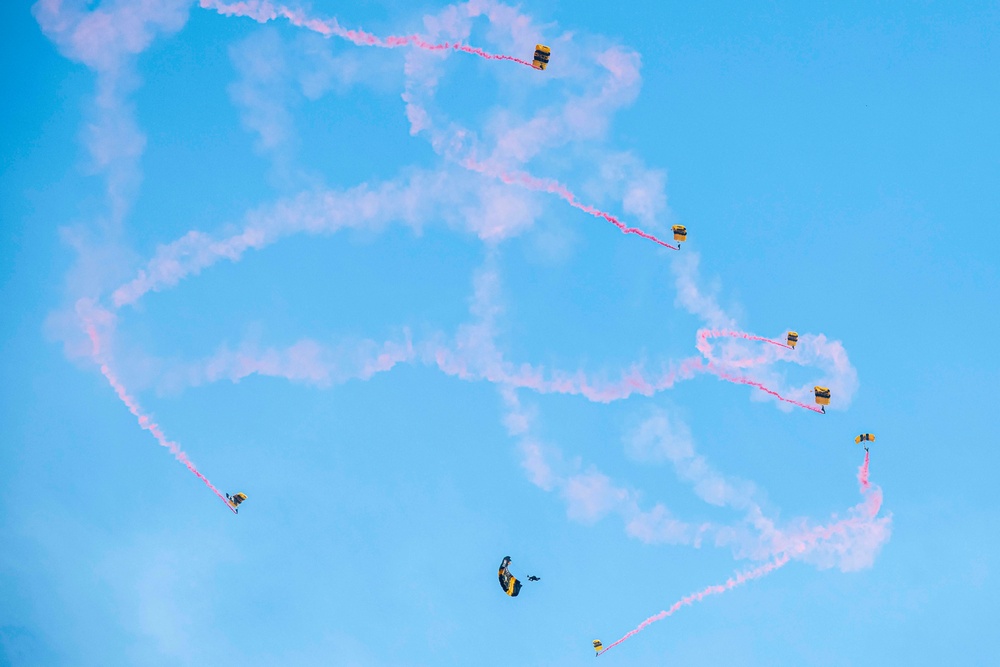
[2,1,998,665]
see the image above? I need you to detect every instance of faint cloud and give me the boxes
[562,470,633,524]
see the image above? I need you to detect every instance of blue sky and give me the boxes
[2,1,998,665]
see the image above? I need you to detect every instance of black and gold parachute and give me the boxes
[855,433,875,451]
[532,44,551,70]
[593,640,603,656]
[814,386,831,413]
[498,556,539,597]
[498,556,522,597]
[672,225,687,243]
[786,331,798,349]
[226,492,247,513]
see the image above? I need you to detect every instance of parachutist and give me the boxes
[672,225,687,245]
[814,386,831,412]
[226,492,247,513]
[498,556,522,597]
[855,434,875,452]
[532,45,550,70]
[498,557,541,596]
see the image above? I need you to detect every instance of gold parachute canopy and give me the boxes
[498,556,522,597]
[786,331,798,349]
[855,433,876,444]
[672,225,687,242]
[227,492,247,512]
[593,640,603,654]
[814,386,831,407]
[532,44,551,70]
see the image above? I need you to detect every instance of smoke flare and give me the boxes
[82,313,235,513]
[464,159,679,250]
[200,0,535,67]
[859,449,870,491]
[598,556,791,655]
[697,328,791,355]
[600,450,885,654]
[706,363,824,414]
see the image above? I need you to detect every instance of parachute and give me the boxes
[672,225,687,243]
[226,492,247,513]
[498,556,540,596]
[593,640,603,656]
[786,331,798,349]
[498,556,522,597]
[855,433,875,451]
[814,386,831,413]
[532,44,551,70]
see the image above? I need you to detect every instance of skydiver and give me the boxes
[527,575,540,582]
[226,492,247,513]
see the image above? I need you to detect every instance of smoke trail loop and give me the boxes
[599,450,886,654]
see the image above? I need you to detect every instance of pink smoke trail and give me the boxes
[432,346,707,403]
[695,328,790,370]
[697,328,791,355]
[598,555,791,655]
[692,329,823,413]
[600,450,885,654]
[83,318,236,514]
[463,159,680,250]
[763,451,885,563]
[859,449,870,492]
[200,0,535,67]
[706,363,824,413]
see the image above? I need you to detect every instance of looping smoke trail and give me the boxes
[82,311,236,513]
[598,555,791,656]
[694,329,821,413]
[695,328,789,370]
[463,158,680,250]
[200,0,535,67]
[599,450,884,655]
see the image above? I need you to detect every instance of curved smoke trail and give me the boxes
[705,363,824,414]
[463,159,679,250]
[599,450,884,655]
[697,328,791,356]
[696,329,824,413]
[200,1,674,252]
[200,0,535,67]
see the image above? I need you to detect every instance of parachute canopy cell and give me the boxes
[532,44,551,70]
[498,556,522,597]
[786,331,798,349]
[855,433,875,444]
[814,386,831,406]
[672,225,687,242]
[593,640,603,655]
